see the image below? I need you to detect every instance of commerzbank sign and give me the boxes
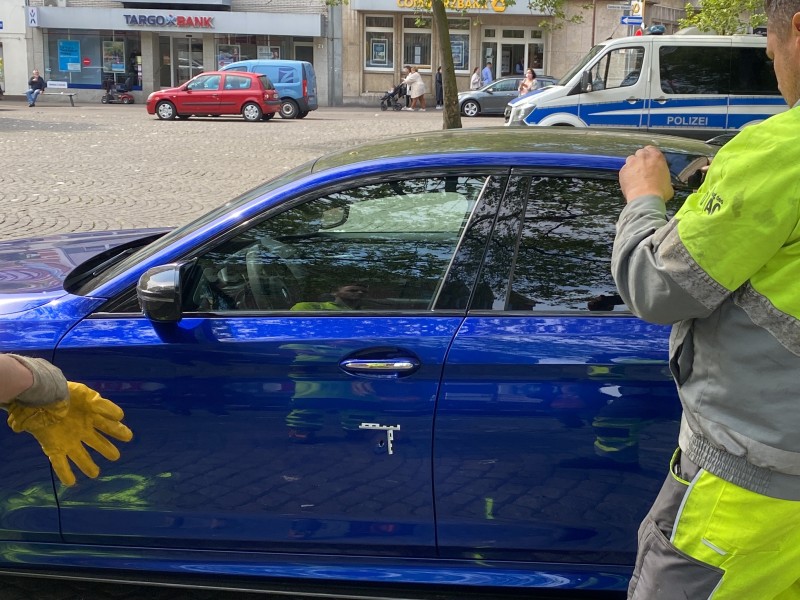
[123,13,215,27]
[351,0,539,15]
[396,0,507,9]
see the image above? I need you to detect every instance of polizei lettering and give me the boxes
[124,14,214,28]
[666,116,709,126]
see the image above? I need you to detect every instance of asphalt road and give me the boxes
[0,99,622,600]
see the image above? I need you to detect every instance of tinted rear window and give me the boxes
[659,45,778,96]
[257,74,274,90]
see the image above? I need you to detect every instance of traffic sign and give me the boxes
[621,15,643,25]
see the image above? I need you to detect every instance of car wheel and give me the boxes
[155,101,176,120]
[122,97,133,105]
[280,99,299,119]
[462,100,480,117]
[262,112,274,121]
[297,111,309,119]
[242,102,263,122]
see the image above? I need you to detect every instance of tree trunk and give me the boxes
[431,0,462,129]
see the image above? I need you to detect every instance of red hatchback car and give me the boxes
[146,71,281,122]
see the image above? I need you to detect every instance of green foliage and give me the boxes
[526,0,591,31]
[678,0,766,34]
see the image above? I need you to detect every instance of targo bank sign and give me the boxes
[123,14,215,27]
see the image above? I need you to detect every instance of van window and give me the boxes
[589,47,644,92]
[730,47,778,95]
[659,46,729,94]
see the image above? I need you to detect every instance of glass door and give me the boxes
[175,37,204,85]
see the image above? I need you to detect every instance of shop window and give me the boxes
[365,15,394,70]
[43,30,140,88]
[448,18,470,72]
[403,17,431,70]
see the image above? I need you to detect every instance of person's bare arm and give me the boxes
[0,354,67,406]
[0,354,34,405]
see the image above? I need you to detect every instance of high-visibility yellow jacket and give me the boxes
[612,105,800,500]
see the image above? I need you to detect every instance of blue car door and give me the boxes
[434,173,684,581]
[52,172,498,557]
[579,45,646,128]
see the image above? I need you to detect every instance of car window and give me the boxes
[659,46,730,95]
[187,74,220,91]
[729,47,778,95]
[494,79,518,92]
[256,75,274,90]
[474,176,691,312]
[224,74,252,90]
[183,175,486,312]
[589,47,644,91]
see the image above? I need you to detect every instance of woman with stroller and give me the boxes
[402,66,426,111]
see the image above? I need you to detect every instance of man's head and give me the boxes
[766,0,800,105]
[332,284,367,309]
[486,61,492,67]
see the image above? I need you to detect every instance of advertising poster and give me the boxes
[103,41,125,73]
[451,41,465,70]
[371,39,387,66]
[58,40,81,72]
[217,44,241,68]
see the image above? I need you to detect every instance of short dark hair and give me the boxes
[765,0,800,34]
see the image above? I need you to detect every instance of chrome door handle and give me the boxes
[625,96,642,104]
[340,358,420,377]
[653,96,668,104]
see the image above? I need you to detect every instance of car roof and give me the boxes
[310,127,716,178]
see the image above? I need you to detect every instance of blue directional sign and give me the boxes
[621,15,643,25]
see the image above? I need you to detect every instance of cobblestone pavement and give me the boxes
[0,100,496,241]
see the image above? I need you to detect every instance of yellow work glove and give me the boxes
[7,382,133,486]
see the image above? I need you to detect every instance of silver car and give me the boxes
[459,76,558,117]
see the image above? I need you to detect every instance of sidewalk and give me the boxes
[0,102,498,241]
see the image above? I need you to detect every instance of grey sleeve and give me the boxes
[611,195,716,325]
[9,354,69,406]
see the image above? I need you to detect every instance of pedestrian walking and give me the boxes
[470,66,481,90]
[611,1,800,597]
[481,61,493,86]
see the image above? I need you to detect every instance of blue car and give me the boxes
[0,128,714,597]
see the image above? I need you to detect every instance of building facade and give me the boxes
[1,0,334,103]
[340,0,688,104]
[1,0,686,105]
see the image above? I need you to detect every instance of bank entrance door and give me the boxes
[159,36,204,87]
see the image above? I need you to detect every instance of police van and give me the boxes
[505,33,784,139]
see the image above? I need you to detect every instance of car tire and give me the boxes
[155,101,176,120]
[297,111,309,119]
[242,102,263,122]
[280,99,299,119]
[262,112,274,121]
[462,100,480,117]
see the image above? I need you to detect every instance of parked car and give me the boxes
[0,128,715,597]
[219,59,318,119]
[146,71,280,122]
[459,75,558,117]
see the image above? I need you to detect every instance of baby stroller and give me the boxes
[380,82,406,111]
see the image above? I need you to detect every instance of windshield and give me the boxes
[78,161,315,295]
[558,43,605,86]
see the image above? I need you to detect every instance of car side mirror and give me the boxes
[137,262,192,323]
[581,71,592,92]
